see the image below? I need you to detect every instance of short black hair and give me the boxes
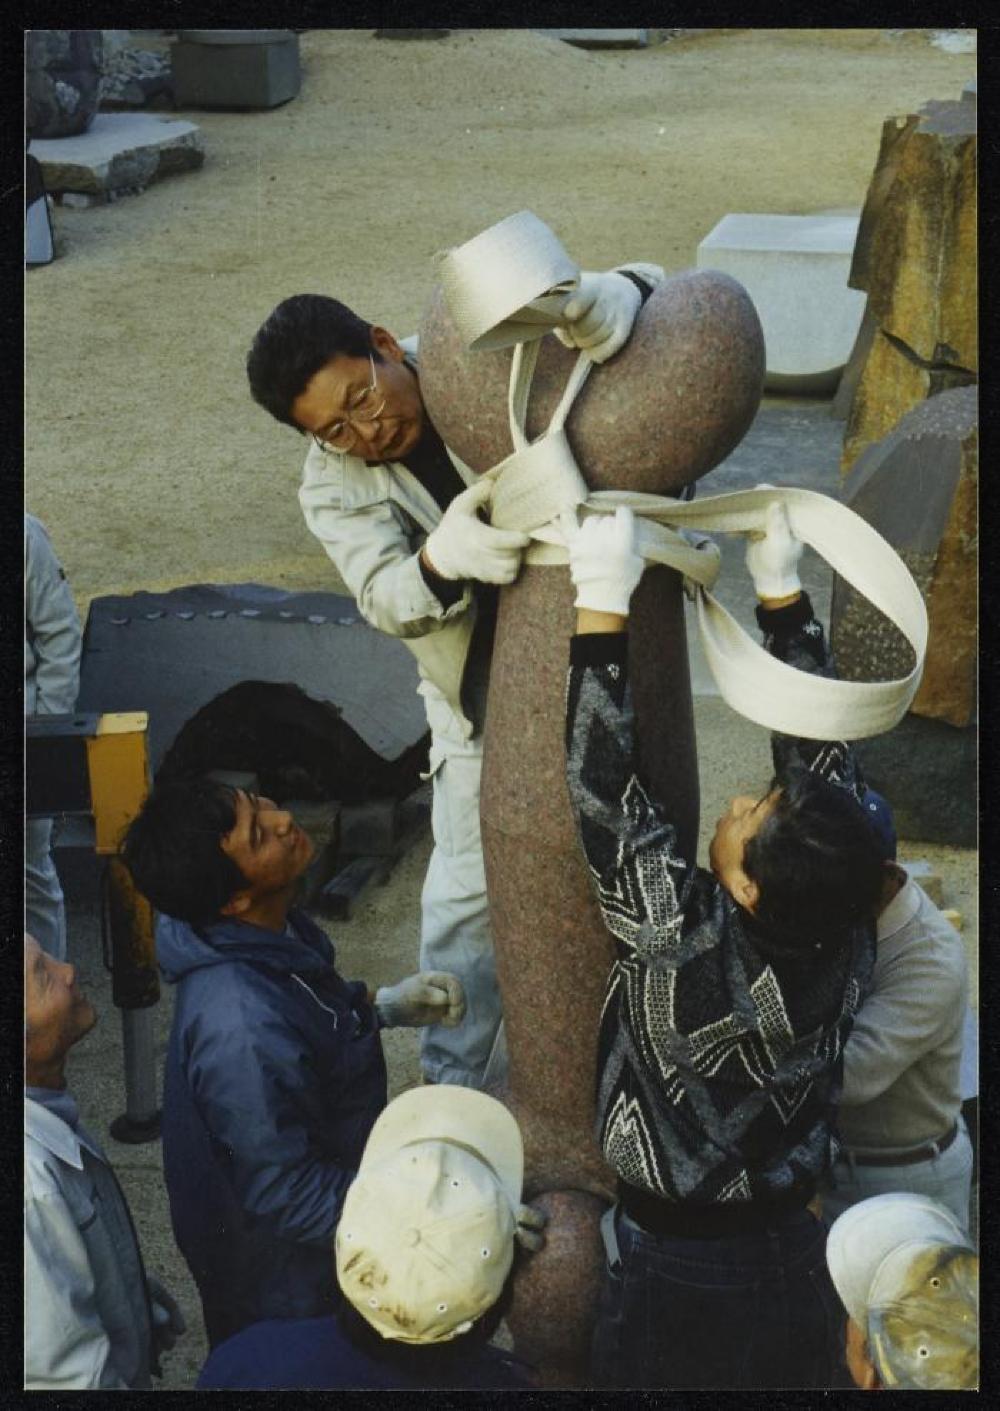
[121,778,246,927]
[743,771,885,947]
[246,294,377,429]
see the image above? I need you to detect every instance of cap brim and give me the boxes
[826,1193,972,1328]
[359,1086,524,1209]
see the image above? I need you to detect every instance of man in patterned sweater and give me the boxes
[563,501,882,1389]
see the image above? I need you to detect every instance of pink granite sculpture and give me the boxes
[418,269,765,1383]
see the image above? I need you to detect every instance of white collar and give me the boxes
[24,1094,104,1170]
[877,875,922,941]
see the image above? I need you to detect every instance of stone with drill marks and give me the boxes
[418,267,764,1382]
[831,385,977,728]
[841,98,976,474]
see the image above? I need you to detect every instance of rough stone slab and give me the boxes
[698,213,866,391]
[841,324,976,472]
[29,112,203,194]
[831,386,978,728]
[851,100,976,370]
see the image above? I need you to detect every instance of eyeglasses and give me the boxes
[311,353,387,453]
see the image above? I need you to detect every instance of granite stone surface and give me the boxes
[418,268,764,492]
[420,261,761,1377]
[832,386,977,729]
[505,1190,606,1386]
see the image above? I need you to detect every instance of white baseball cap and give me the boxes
[826,1192,978,1390]
[335,1085,524,1345]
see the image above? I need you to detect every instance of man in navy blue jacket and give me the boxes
[122,779,465,1349]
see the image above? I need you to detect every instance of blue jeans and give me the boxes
[591,1205,846,1389]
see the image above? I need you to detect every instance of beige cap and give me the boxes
[335,1086,523,1345]
[826,1193,978,1390]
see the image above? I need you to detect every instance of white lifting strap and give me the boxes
[438,212,928,742]
[478,319,927,743]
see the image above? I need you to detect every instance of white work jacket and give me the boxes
[24,1097,153,1390]
[298,265,666,741]
[24,513,82,717]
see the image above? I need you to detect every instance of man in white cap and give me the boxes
[826,1192,978,1390]
[246,237,664,1092]
[196,1086,546,1389]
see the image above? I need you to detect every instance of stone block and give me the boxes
[831,386,977,727]
[962,78,977,103]
[697,213,866,393]
[536,29,650,47]
[171,35,300,109]
[29,112,203,195]
[851,713,976,847]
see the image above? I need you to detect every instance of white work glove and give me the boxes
[562,505,646,616]
[745,492,804,600]
[514,1201,548,1253]
[423,478,530,585]
[554,270,642,363]
[375,971,466,1029]
[147,1275,186,1355]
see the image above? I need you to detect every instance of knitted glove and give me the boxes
[375,971,466,1029]
[423,478,529,584]
[745,494,804,600]
[554,270,642,363]
[564,506,645,616]
[514,1202,548,1253]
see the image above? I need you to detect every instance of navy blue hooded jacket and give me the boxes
[157,907,387,1348]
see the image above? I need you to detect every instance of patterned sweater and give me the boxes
[564,594,875,1207]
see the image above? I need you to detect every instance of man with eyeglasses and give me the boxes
[246,259,663,1090]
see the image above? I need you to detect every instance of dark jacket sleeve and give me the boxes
[565,632,707,955]
[757,591,866,803]
[184,992,356,1247]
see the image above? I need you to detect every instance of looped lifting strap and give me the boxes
[440,215,928,742]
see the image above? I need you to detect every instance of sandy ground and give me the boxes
[26,27,975,607]
[26,27,978,1391]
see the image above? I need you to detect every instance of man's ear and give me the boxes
[735,871,760,912]
[370,326,405,362]
[220,890,252,918]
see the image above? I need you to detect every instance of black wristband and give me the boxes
[615,269,654,304]
[754,591,815,635]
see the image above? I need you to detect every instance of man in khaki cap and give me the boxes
[825,1191,978,1390]
[197,1086,546,1388]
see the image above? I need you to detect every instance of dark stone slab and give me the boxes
[852,714,976,847]
[831,386,977,728]
[77,582,428,771]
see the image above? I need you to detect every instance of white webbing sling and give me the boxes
[438,212,927,742]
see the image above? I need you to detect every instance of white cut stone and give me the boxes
[28,112,203,195]
[697,213,867,394]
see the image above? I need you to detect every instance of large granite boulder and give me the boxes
[418,268,765,492]
[25,29,103,139]
[840,98,976,472]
